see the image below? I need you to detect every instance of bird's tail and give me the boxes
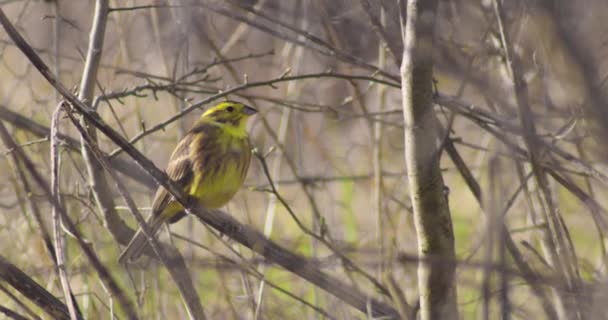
[118,214,166,264]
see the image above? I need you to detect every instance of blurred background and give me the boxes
[1,0,608,319]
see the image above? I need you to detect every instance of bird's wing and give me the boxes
[118,134,196,263]
[150,134,195,215]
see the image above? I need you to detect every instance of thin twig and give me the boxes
[107,71,399,158]
[255,150,392,298]
[493,2,582,317]
[51,105,82,320]
[0,105,156,188]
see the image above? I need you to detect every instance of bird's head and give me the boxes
[201,101,257,131]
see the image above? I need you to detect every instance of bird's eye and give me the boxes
[226,106,234,112]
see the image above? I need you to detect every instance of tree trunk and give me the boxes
[399,0,458,319]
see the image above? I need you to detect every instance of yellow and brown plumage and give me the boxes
[119,101,257,263]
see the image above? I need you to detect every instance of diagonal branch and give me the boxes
[0,255,71,320]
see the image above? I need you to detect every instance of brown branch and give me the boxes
[171,233,340,319]
[194,206,398,318]
[0,283,42,320]
[0,305,29,320]
[0,255,71,320]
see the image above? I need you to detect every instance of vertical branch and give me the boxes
[148,2,182,135]
[78,0,106,102]
[495,166,510,319]
[399,0,457,319]
[77,0,132,244]
[483,155,510,319]
[52,0,61,103]
[359,5,411,314]
[51,106,81,320]
[482,156,498,320]
[359,0,401,65]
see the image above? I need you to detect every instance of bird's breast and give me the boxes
[189,137,250,208]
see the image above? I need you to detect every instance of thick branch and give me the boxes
[399,0,457,319]
[0,256,71,320]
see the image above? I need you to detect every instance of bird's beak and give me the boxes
[242,105,258,115]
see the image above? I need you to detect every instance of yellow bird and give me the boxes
[119,101,257,263]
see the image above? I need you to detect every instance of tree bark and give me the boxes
[399,0,457,319]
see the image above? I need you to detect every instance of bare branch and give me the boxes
[50,105,82,320]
